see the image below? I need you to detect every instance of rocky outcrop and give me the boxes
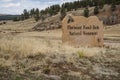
[33,14,62,31]
[33,21,61,31]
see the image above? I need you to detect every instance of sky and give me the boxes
[0,0,78,14]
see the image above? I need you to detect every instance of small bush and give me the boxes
[77,51,84,58]
[3,22,6,24]
[84,8,89,17]
[94,6,99,15]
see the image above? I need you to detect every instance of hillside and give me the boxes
[0,18,37,32]
[0,5,120,32]
[33,4,120,31]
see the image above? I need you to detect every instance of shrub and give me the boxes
[84,8,89,17]
[94,6,99,15]
[3,22,6,24]
[60,8,66,20]
[77,51,84,58]
[111,4,116,11]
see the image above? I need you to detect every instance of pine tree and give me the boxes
[23,9,29,19]
[30,8,35,17]
[98,0,105,9]
[94,6,99,15]
[60,8,66,20]
[84,7,89,17]
[34,8,40,22]
[111,4,116,11]
[20,14,24,21]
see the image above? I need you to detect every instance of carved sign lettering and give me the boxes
[62,15,104,47]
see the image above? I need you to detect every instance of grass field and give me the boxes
[0,20,120,80]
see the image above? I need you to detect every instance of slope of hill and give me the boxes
[33,4,120,31]
[0,18,37,32]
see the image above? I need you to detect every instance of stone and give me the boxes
[62,14,104,47]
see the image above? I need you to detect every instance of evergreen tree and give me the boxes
[98,0,105,9]
[84,7,89,17]
[105,0,112,4]
[111,4,116,11]
[60,8,66,20]
[23,9,29,19]
[92,0,98,6]
[30,8,35,17]
[20,0,120,21]
[20,14,24,21]
[34,8,40,22]
[94,6,99,15]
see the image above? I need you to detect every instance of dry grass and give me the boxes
[0,35,105,59]
[0,36,33,57]
[104,24,120,35]
[0,22,119,69]
[0,20,119,80]
[0,18,36,31]
[0,35,106,75]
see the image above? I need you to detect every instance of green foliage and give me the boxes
[94,6,99,15]
[30,8,35,17]
[78,51,84,58]
[34,8,40,22]
[98,0,105,9]
[23,9,29,19]
[48,4,60,16]
[116,1,120,5]
[60,8,66,20]
[111,4,116,11]
[19,9,30,21]
[19,0,120,21]
[84,7,89,17]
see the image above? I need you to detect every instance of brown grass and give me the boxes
[0,18,36,31]
[0,35,105,59]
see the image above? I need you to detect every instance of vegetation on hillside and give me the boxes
[84,7,89,17]
[94,6,99,15]
[0,0,118,22]
[18,0,120,22]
